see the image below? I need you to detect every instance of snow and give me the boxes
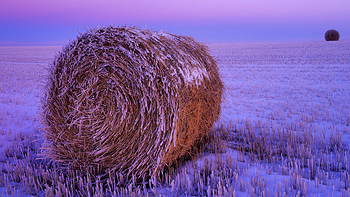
[1,40,350,196]
[181,65,209,86]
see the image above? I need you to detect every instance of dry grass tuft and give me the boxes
[42,25,223,182]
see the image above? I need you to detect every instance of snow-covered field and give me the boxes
[0,40,349,196]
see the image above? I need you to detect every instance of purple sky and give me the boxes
[1,0,349,45]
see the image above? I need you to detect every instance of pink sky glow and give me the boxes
[1,0,349,45]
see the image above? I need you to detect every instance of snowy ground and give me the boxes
[0,40,350,196]
[208,40,350,197]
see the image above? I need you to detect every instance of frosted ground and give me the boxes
[0,40,349,196]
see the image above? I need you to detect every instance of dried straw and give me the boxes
[42,25,223,181]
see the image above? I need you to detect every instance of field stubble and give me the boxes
[0,41,350,196]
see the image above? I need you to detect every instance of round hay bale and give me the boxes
[42,26,223,180]
[324,29,340,41]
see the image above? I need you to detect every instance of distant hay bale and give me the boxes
[325,29,340,41]
[42,25,223,181]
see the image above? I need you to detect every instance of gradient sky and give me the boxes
[1,0,349,45]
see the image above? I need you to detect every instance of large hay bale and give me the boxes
[325,29,340,41]
[42,26,223,180]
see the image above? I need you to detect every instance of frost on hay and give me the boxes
[42,25,223,181]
